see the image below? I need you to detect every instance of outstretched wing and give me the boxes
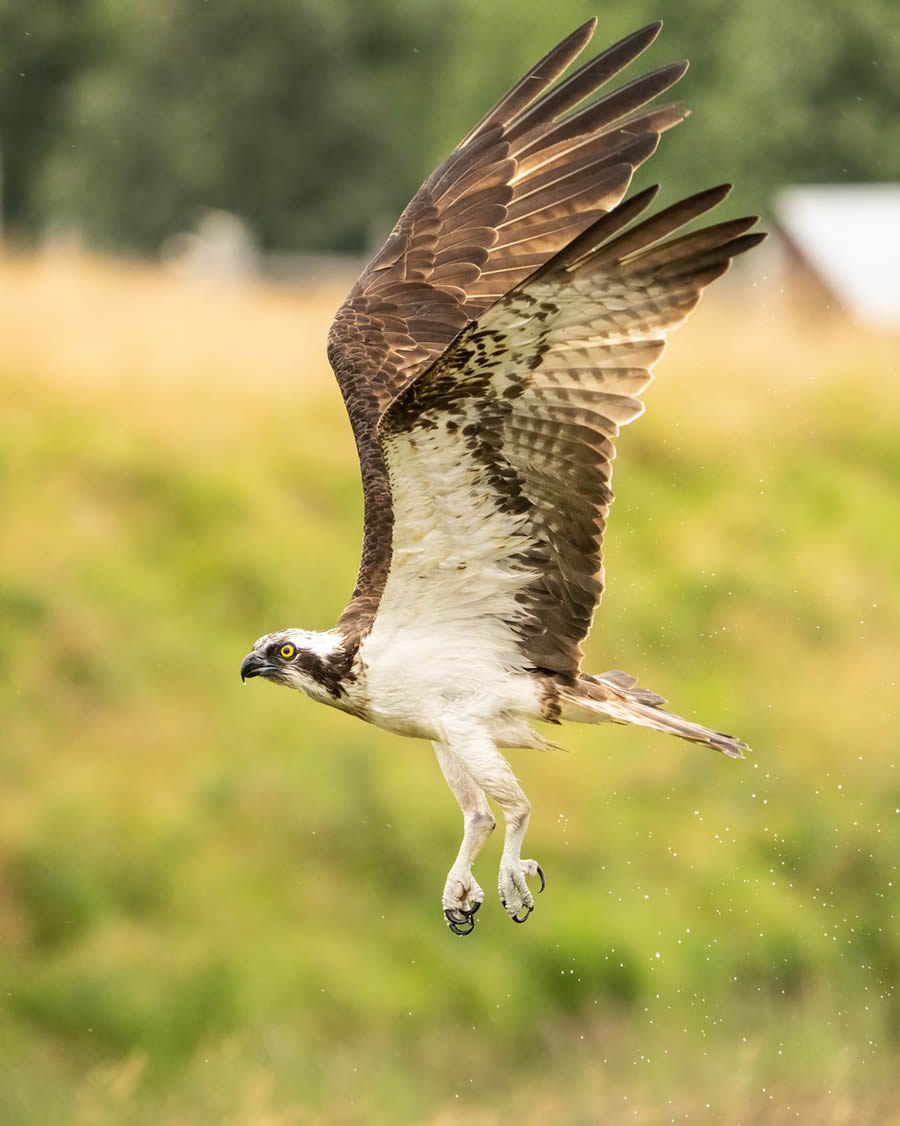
[327,19,687,417]
[327,20,690,638]
[372,187,764,675]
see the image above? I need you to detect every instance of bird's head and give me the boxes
[240,629,348,701]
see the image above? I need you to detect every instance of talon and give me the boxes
[463,900,482,918]
[444,907,476,936]
[536,864,546,893]
[511,905,532,924]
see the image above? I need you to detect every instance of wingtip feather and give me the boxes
[620,19,664,54]
[561,17,599,55]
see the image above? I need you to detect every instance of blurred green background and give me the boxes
[1,1,899,1123]
[1,0,899,250]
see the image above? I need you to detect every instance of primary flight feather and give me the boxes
[240,18,764,934]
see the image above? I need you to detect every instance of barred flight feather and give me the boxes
[376,191,762,674]
[327,21,699,640]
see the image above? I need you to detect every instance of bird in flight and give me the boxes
[240,19,764,935]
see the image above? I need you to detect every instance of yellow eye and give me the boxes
[280,644,295,659]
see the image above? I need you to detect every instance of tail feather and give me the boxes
[597,668,667,707]
[560,671,748,758]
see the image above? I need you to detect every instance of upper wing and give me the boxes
[327,19,690,637]
[372,187,764,675]
[327,19,687,418]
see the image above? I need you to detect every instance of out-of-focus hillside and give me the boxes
[1,252,898,1125]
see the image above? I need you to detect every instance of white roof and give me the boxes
[774,184,900,330]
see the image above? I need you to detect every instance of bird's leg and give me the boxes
[433,740,495,935]
[439,726,544,925]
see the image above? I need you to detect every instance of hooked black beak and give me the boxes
[240,652,266,682]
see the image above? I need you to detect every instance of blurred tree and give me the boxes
[35,0,450,252]
[0,0,111,238]
[2,0,899,252]
[648,0,900,210]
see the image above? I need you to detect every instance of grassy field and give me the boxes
[1,250,898,1124]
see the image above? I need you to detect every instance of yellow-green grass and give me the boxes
[1,251,898,1124]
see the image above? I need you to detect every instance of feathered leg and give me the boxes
[439,723,544,925]
[433,741,496,935]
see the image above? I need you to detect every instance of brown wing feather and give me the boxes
[327,20,686,413]
[327,21,691,639]
[378,190,765,674]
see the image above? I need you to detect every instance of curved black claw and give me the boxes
[466,899,482,917]
[536,864,546,894]
[511,905,532,924]
[444,907,476,936]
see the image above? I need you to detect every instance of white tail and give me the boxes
[559,670,748,758]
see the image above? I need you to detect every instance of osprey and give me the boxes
[241,19,764,935]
